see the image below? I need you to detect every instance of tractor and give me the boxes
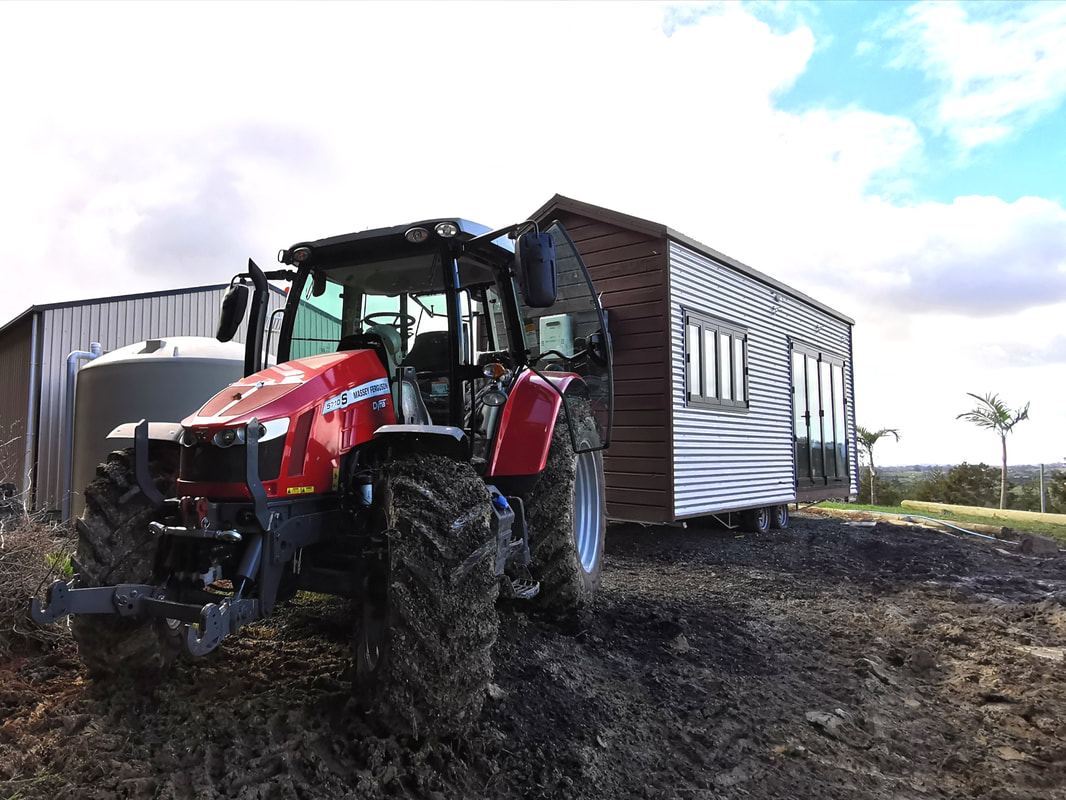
[31,217,613,737]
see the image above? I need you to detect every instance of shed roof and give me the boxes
[0,283,289,338]
[530,194,854,325]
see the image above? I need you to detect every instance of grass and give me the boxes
[817,501,1066,544]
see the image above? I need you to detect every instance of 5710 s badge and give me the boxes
[322,378,390,414]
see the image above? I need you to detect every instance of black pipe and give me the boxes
[442,250,464,426]
[244,258,269,377]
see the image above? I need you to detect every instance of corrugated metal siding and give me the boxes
[34,287,287,512]
[0,315,34,494]
[668,241,856,517]
[289,303,343,360]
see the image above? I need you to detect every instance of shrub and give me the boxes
[0,513,74,658]
[914,463,1001,508]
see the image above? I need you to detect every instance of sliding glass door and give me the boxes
[792,344,849,486]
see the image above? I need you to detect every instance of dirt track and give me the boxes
[2,514,1066,799]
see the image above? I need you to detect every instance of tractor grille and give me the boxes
[179,438,285,484]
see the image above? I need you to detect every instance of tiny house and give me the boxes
[531,195,857,524]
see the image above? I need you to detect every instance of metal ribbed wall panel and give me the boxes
[33,287,287,513]
[668,241,857,518]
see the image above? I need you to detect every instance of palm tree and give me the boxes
[856,426,900,505]
[956,392,1030,509]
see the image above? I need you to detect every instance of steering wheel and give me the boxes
[363,311,416,330]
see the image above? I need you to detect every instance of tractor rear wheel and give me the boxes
[353,453,498,738]
[524,400,606,617]
[70,447,181,680]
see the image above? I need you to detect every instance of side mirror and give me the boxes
[216,283,249,342]
[312,270,327,297]
[515,232,557,308]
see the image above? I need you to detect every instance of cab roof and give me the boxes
[281,218,514,271]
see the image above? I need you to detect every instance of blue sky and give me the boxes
[767,1,1066,205]
[1,0,1064,465]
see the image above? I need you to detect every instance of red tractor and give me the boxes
[32,218,613,736]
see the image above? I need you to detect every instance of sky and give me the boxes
[1,0,1064,467]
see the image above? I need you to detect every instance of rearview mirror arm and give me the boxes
[244,259,269,377]
[464,220,539,247]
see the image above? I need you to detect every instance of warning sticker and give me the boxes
[287,485,314,495]
[322,378,390,414]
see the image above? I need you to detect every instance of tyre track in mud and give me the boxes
[2,515,1065,799]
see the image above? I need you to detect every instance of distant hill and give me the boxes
[880,464,1065,481]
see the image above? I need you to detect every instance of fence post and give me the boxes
[1039,463,1046,514]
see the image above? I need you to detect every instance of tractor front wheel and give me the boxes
[70,448,181,680]
[353,453,498,738]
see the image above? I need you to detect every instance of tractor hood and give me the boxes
[182,350,387,429]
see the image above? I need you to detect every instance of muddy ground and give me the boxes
[2,514,1065,800]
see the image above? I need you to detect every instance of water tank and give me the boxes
[70,337,245,518]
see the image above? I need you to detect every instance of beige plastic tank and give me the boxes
[70,337,245,518]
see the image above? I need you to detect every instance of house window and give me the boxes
[791,343,849,485]
[684,311,748,409]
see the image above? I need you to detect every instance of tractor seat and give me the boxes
[337,332,389,371]
[402,330,450,373]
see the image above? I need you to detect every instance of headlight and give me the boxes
[434,221,459,238]
[212,428,245,448]
[179,429,199,447]
[405,227,430,243]
[259,417,290,441]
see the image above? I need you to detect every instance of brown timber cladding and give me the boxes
[541,210,673,522]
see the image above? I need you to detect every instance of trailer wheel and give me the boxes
[770,504,790,530]
[353,453,498,739]
[741,506,771,535]
[524,399,606,617]
[70,447,182,680]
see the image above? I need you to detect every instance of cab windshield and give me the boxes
[286,255,504,366]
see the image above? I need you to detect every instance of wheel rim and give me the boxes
[758,508,769,529]
[573,451,602,573]
[360,547,389,674]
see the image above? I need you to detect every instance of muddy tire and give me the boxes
[70,447,180,680]
[354,453,497,738]
[524,399,606,617]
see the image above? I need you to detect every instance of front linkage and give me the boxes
[31,418,330,657]
[30,419,533,659]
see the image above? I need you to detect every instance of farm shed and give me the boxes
[0,284,289,515]
[530,195,858,523]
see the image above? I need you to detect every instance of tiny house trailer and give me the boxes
[531,196,857,525]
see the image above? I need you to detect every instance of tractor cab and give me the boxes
[268,218,613,468]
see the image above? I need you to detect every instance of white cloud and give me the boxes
[0,0,1064,465]
[888,1,1066,149]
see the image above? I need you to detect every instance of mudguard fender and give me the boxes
[486,370,583,478]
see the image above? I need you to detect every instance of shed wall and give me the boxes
[546,211,673,522]
[668,241,857,518]
[34,287,287,512]
[0,315,34,495]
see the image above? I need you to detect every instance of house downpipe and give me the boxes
[61,342,103,521]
